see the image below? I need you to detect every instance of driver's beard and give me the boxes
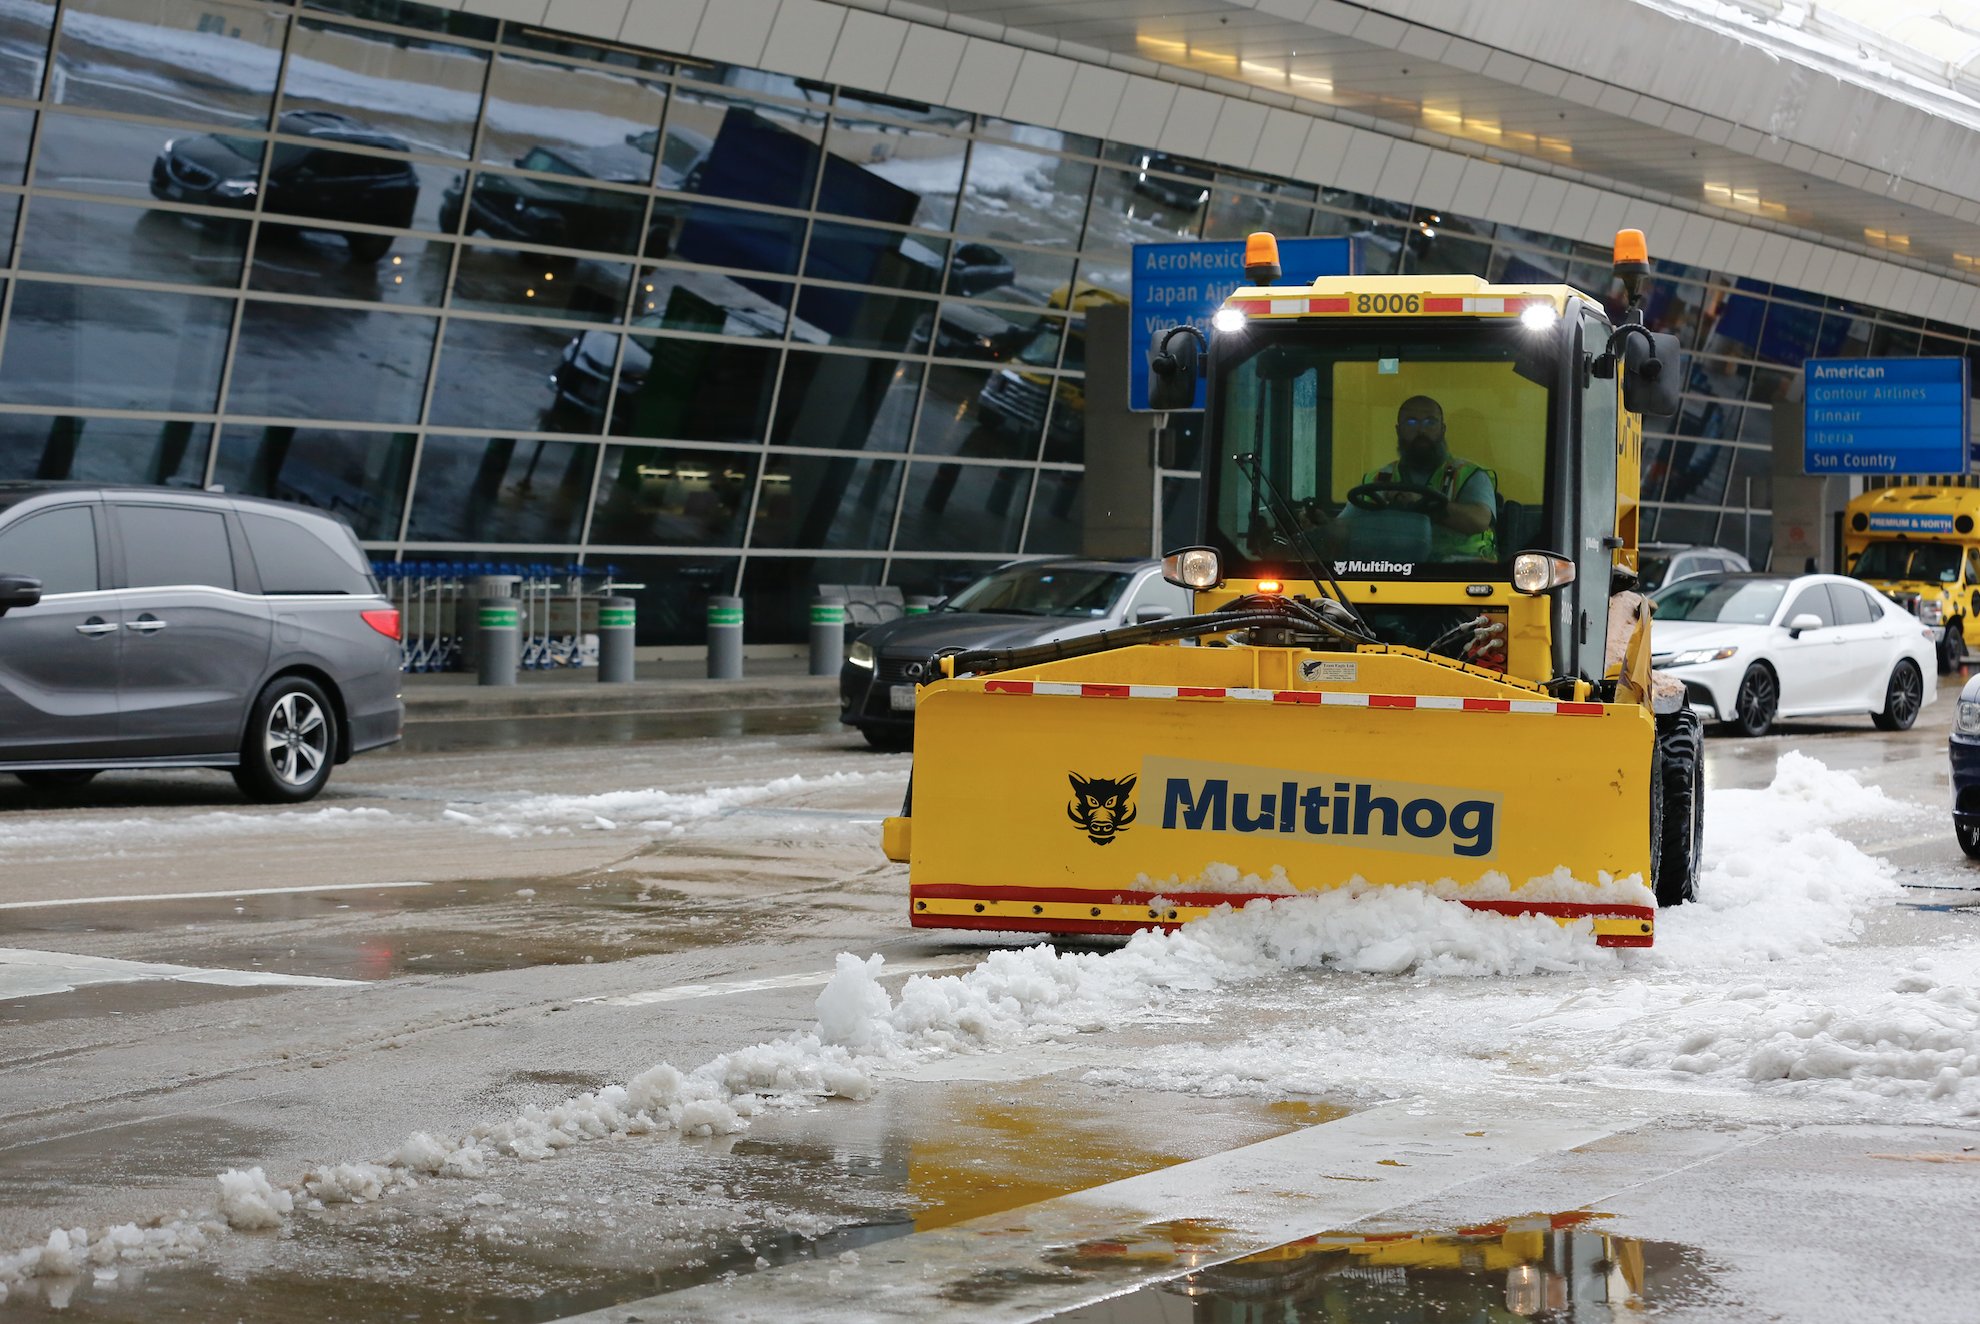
[1401,437,1444,471]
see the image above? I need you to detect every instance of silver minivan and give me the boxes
[0,483,403,802]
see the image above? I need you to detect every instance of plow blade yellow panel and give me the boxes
[899,680,1657,947]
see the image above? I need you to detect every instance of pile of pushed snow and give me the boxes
[439,771,890,838]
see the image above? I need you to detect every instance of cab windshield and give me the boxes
[1852,540,1962,583]
[944,565,1129,618]
[1207,321,1556,580]
[1651,576,1787,624]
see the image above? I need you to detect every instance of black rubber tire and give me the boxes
[1722,663,1777,737]
[1651,709,1704,907]
[1940,625,1963,676]
[859,725,912,752]
[13,769,100,790]
[1871,659,1924,732]
[1958,822,1980,861]
[232,676,338,804]
[345,231,392,262]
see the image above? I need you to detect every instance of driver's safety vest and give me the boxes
[1362,457,1498,561]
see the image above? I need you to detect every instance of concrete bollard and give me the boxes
[461,572,520,668]
[476,598,520,686]
[597,595,635,683]
[809,599,846,676]
[706,594,743,679]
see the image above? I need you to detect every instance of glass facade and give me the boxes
[2,0,1976,639]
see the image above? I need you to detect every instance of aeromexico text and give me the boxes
[1143,757,1497,858]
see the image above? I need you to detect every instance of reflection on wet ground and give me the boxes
[391,705,846,756]
[0,1076,1321,1322]
[1046,1212,1714,1321]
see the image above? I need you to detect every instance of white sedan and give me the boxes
[1649,572,1936,736]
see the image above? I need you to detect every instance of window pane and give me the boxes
[479,52,666,182]
[240,509,374,594]
[664,91,824,210]
[1161,475,1201,548]
[650,198,807,276]
[607,335,779,444]
[0,0,52,99]
[450,164,648,256]
[1023,470,1081,553]
[209,427,414,541]
[1041,373,1086,465]
[22,195,247,288]
[630,267,791,338]
[741,555,884,644]
[822,115,964,230]
[928,301,1059,364]
[794,286,933,353]
[805,221,946,294]
[430,318,585,433]
[748,454,901,550]
[0,282,233,412]
[37,110,214,202]
[0,107,32,183]
[282,19,487,159]
[770,353,920,452]
[0,196,20,267]
[574,553,734,645]
[1085,146,1211,252]
[0,414,210,488]
[404,435,595,544]
[53,0,283,127]
[588,445,755,547]
[450,244,630,321]
[0,505,96,594]
[228,305,436,425]
[250,229,449,307]
[1204,179,1314,241]
[257,118,422,236]
[917,364,1043,461]
[118,504,234,590]
[955,140,1091,288]
[892,459,1028,552]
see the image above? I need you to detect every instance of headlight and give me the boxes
[1666,646,1738,666]
[1959,700,1980,734]
[848,641,875,669]
[1511,551,1575,595]
[1921,598,1945,624]
[215,178,258,197]
[1162,546,1221,590]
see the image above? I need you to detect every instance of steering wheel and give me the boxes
[1346,482,1449,517]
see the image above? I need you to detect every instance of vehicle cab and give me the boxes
[1843,485,1980,674]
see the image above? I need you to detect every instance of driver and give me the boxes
[1340,395,1497,561]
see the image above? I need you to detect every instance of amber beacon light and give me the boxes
[1244,231,1281,285]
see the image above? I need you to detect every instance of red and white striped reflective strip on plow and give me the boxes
[1224,295,1553,316]
[978,679,1607,716]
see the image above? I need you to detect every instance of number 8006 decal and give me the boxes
[1355,293,1421,314]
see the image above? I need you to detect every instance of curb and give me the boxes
[402,677,840,721]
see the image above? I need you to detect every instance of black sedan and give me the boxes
[839,558,1190,749]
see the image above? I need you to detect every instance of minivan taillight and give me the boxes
[361,608,401,641]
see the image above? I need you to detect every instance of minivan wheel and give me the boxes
[233,677,338,803]
[14,770,100,791]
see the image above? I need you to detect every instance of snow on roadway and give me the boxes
[5,752,1975,1300]
[0,949,358,1001]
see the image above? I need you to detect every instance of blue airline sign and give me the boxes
[1129,236,1355,412]
[1803,357,1970,475]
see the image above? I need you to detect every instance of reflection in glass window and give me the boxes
[608,336,780,444]
[0,413,209,488]
[209,427,414,540]
[480,53,666,182]
[0,281,233,412]
[430,318,587,433]
[651,198,807,278]
[35,111,217,203]
[283,19,486,159]
[793,286,934,353]
[629,270,791,338]
[22,195,246,288]
[451,245,630,322]
[1204,178,1314,240]
[53,0,282,127]
[228,304,436,425]
[405,435,596,544]
[588,445,755,547]
[662,89,825,209]
[930,301,1056,364]
[1085,149,1210,254]
[749,454,901,550]
[893,459,1029,552]
[1039,371,1087,465]
[1022,470,1082,554]
[0,107,32,184]
[0,503,96,593]
[955,139,1091,297]
[806,221,947,294]
[822,115,965,230]
[1404,213,1493,278]
[0,0,51,99]
[771,353,920,452]
[916,364,1044,461]
[250,230,450,308]
[740,555,885,644]
[573,553,736,645]
[1161,476,1201,549]
[449,164,650,257]
[0,196,19,267]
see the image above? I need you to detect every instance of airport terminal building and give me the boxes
[3,0,1979,641]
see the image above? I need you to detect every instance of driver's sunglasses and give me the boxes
[1398,415,1441,427]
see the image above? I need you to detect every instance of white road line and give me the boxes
[550,1101,1617,1323]
[576,956,979,1008]
[0,881,431,911]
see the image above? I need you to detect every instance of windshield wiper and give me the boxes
[1233,452,1375,641]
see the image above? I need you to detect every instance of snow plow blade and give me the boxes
[887,649,1657,948]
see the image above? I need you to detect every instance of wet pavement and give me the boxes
[3,689,1979,1320]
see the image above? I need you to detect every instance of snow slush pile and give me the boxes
[439,771,889,838]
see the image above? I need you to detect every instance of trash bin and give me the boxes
[476,598,520,686]
[597,595,635,684]
[809,599,845,676]
[707,595,743,678]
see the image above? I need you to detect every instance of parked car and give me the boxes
[1649,572,1936,736]
[151,111,418,261]
[0,483,403,802]
[839,558,1191,750]
[1636,542,1750,594]
[440,142,654,254]
[1950,672,1980,858]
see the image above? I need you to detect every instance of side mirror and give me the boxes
[1134,605,1174,624]
[1786,612,1824,637]
[1147,326,1201,412]
[1622,330,1684,417]
[0,572,42,618]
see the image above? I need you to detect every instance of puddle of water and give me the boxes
[392,707,844,755]
[1042,1211,1719,1321]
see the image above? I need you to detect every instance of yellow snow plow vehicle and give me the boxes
[1843,484,1980,674]
[883,230,1700,948]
